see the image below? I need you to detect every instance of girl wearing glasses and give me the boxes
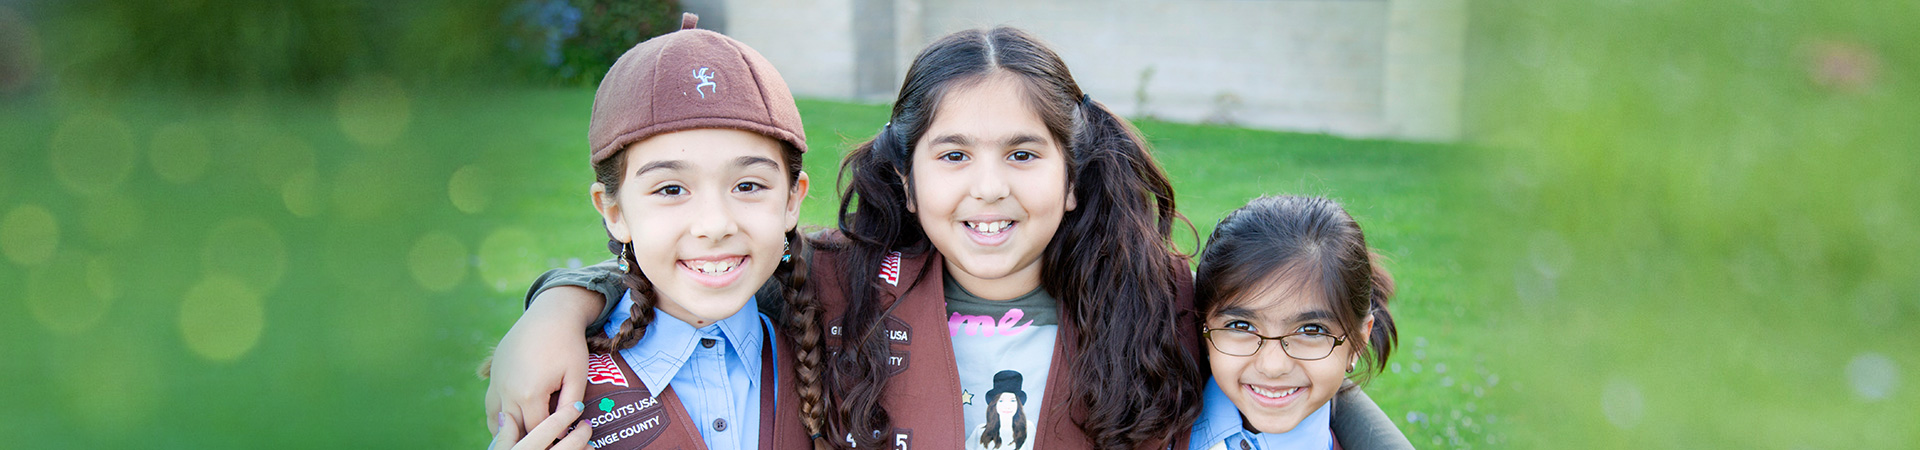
[1190,196,1403,450]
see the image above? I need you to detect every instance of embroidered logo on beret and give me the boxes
[692,67,717,99]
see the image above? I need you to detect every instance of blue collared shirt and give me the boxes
[1189,376,1334,450]
[604,291,776,450]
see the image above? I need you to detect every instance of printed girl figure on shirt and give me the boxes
[967,370,1036,450]
[482,13,828,450]
[1188,196,1402,450]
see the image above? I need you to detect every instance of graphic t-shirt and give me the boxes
[945,275,1058,450]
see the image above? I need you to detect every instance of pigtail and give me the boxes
[1044,95,1202,449]
[1197,196,1403,392]
[776,228,830,442]
[586,241,660,354]
[1359,252,1399,382]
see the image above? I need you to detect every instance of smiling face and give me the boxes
[994,393,1020,416]
[909,73,1074,300]
[1205,281,1372,434]
[593,128,808,326]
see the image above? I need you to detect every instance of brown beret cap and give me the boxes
[588,13,807,164]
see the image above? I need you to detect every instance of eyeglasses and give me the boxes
[1201,327,1347,360]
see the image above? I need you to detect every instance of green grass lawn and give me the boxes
[0,87,1484,447]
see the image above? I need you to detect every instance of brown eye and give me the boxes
[1226,320,1256,332]
[734,181,767,193]
[653,185,685,196]
[938,151,968,162]
[1008,150,1036,162]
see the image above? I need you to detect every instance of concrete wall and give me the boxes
[718,0,859,100]
[714,0,1464,141]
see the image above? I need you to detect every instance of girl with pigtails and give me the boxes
[1188,196,1406,450]
[483,14,830,450]
[488,26,1411,450]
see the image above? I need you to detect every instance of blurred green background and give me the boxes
[1,0,1914,448]
[1461,1,1919,448]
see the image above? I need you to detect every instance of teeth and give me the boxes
[967,220,1012,235]
[688,258,741,274]
[1251,386,1300,398]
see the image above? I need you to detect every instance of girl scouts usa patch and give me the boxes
[583,390,670,449]
[588,353,629,387]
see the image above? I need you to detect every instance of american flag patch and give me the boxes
[878,251,902,286]
[587,353,629,387]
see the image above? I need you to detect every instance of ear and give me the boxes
[784,171,810,231]
[1065,182,1077,212]
[591,182,631,244]
[1352,313,1376,367]
[898,169,917,214]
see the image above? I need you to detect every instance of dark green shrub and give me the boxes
[504,0,680,86]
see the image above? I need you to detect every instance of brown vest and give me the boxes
[814,246,1201,450]
[553,329,813,449]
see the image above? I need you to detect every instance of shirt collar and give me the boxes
[603,290,766,398]
[1192,376,1335,450]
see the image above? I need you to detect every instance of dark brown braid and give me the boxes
[587,241,660,354]
[777,228,828,441]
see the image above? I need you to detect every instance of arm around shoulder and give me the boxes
[1331,385,1415,450]
[523,258,627,333]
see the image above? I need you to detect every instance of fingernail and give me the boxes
[573,401,585,411]
[498,411,510,429]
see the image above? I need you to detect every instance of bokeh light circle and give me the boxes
[477,227,542,293]
[86,253,117,300]
[329,157,407,220]
[82,194,143,244]
[282,169,324,218]
[200,217,288,293]
[178,275,265,361]
[253,133,317,188]
[409,231,469,292]
[337,75,412,146]
[1846,352,1899,401]
[1,203,58,265]
[62,338,161,433]
[49,112,138,196]
[148,121,212,184]
[448,164,492,214]
[330,293,425,369]
[1600,378,1644,429]
[1527,231,1573,279]
[25,253,112,333]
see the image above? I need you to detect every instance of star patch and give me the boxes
[961,389,974,405]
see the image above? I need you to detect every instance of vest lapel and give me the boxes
[570,353,709,450]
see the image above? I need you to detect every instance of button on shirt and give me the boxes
[1189,376,1334,450]
[605,291,775,450]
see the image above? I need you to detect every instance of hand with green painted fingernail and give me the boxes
[488,402,590,450]
[485,286,602,437]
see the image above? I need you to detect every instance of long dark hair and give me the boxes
[979,392,1029,450]
[1193,196,1399,385]
[827,27,1200,449]
[588,140,829,440]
